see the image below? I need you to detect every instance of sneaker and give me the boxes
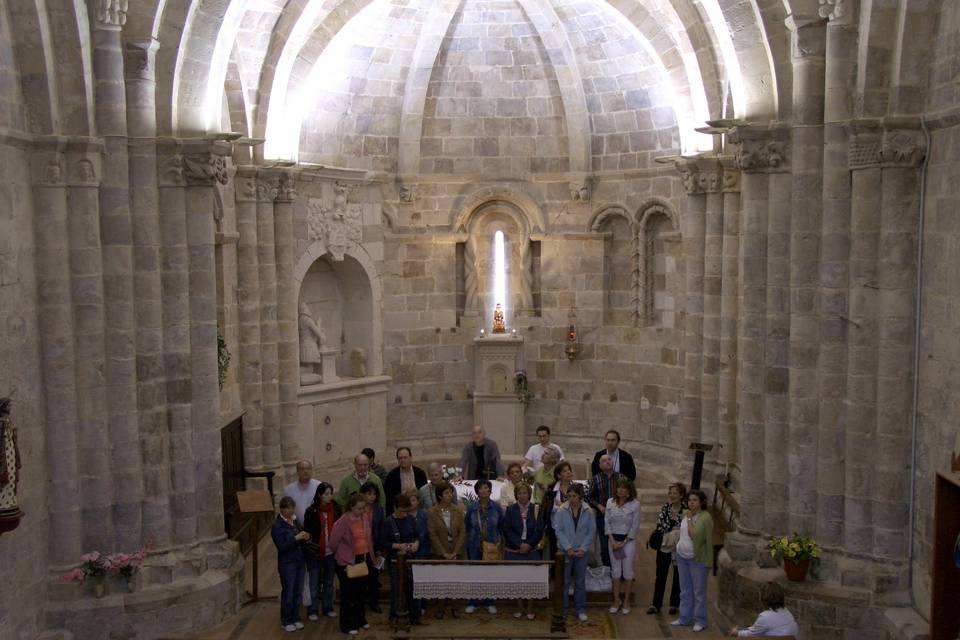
[513,612,523,619]
[526,612,536,620]
[326,611,338,618]
[348,631,358,636]
[577,613,588,622]
[608,606,619,614]
[362,623,370,629]
[294,622,304,629]
[621,606,630,615]
[308,614,319,621]
[670,619,687,626]
[464,605,476,614]
[283,625,297,632]
[487,605,497,615]
[693,624,705,632]
[646,606,659,614]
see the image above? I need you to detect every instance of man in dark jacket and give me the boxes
[590,430,636,481]
[383,446,427,516]
[458,425,505,480]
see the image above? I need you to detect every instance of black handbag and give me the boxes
[647,528,663,551]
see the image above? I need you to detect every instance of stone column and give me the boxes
[94,7,142,551]
[234,167,264,471]
[787,15,826,536]
[676,159,706,449]
[729,125,790,533]
[156,141,196,544]
[256,172,282,470]
[817,0,856,549]
[31,146,83,565]
[65,141,114,553]
[844,124,882,556]
[700,158,724,450]
[718,158,740,466]
[183,140,231,537]
[125,39,171,547]
[272,171,301,467]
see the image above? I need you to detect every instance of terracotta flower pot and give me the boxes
[783,558,810,582]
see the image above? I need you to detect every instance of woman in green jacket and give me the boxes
[670,489,713,632]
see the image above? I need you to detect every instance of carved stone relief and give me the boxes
[306,183,362,261]
[183,153,230,186]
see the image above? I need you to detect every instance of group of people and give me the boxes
[271,425,799,637]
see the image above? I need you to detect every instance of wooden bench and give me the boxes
[710,477,740,575]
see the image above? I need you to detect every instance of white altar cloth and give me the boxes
[411,563,550,600]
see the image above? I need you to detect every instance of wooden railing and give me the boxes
[711,477,740,575]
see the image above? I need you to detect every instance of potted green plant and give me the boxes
[768,532,821,582]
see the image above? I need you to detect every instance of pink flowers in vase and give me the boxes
[57,546,151,583]
[104,546,150,578]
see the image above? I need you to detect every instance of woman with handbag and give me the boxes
[303,482,338,620]
[605,478,641,614]
[427,480,465,619]
[647,482,686,615]
[670,489,713,633]
[502,482,542,619]
[465,479,505,614]
[328,493,375,635]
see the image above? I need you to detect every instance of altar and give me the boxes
[472,332,525,456]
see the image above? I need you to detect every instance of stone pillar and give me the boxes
[676,159,706,449]
[125,39,171,547]
[845,124,882,556]
[700,158,724,450]
[31,146,84,565]
[157,141,196,544]
[94,10,142,551]
[256,172,281,471]
[787,15,826,536]
[729,125,790,533]
[273,171,301,467]
[234,168,264,471]
[718,158,740,466]
[817,2,856,549]
[183,140,231,537]
[65,141,114,553]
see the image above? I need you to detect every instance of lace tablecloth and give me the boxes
[411,563,550,600]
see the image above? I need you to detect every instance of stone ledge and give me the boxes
[882,606,930,640]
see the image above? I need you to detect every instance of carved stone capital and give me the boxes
[31,152,66,187]
[569,180,591,202]
[183,153,230,186]
[398,182,415,204]
[719,156,741,193]
[68,156,101,187]
[275,171,296,203]
[670,156,724,194]
[124,39,158,81]
[234,167,257,203]
[729,126,791,173]
[848,122,926,169]
[818,0,847,22]
[96,0,127,27]
[158,153,185,187]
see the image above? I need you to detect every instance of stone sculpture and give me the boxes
[298,303,327,385]
[350,349,367,378]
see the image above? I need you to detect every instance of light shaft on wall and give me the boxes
[494,230,506,322]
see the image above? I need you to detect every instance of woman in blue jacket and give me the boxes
[272,496,311,632]
[552,483,596,623]
[502,482,542,619]
[465,479,504,615]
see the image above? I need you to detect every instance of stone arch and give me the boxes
[293,240,383,377]
[635,199,681,327]
[635,198,680,231]
[452,186,546,234]
[589,204,634,233]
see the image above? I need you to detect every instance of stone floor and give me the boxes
[178,526,731,639]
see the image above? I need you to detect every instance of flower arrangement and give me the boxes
[514,369,532,404]
[769,532,821,563]
[440,465,462,482]
[104,546,150,578]
[57,551,108,584]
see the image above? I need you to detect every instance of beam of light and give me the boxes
[494,230,507,322]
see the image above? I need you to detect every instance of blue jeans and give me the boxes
[562,553,587,616]
[279,560,305,626]
[676,554,709,627]
[388,560,422,622]
[307,555,336,615]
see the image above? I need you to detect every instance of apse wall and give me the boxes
[0,2,47,637]
[914,0,960,616]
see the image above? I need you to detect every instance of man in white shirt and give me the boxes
[523,425,564,470]
[282,460,321,524]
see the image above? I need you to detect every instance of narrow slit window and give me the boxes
[494,230,506,319]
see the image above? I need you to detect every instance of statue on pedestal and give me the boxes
[299,303,327,385]
[492,303,506,333]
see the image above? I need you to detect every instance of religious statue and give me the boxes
[350,349,367,378]
[0,397,23,536]
[298,303,327,385]
[492,303,506,333]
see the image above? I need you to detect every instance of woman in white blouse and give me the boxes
[729,581,800,638]
[605,477,641,614]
